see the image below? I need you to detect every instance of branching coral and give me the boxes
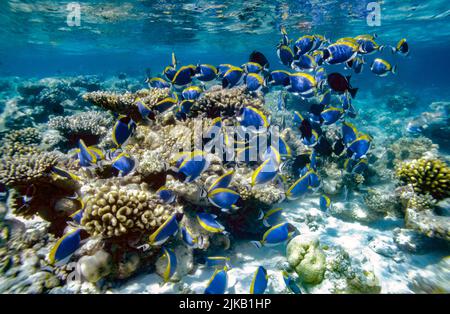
[0,152,59,187]
[82,88,170,118]
[0,128,42,157]
[81,181,179,238]
[48,111,113,146]
[396,158,449,200]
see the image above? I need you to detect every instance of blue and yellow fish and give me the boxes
[182,86,203,100]
[148,213,182,246]
[392,38,409,56]
[200,256,231,268]
[171,65,196,86]
[161,247,177,283]
[69,208,84,225]
[242,62,263,74]
[268,70,291,86]
[321,107,343,125]
[197,213,226,233]
[48,228,82,266]
[251,158,279,187]
[146,77,171,89]
[282,271,302,294]
[285,171,312,200]
[163,65,177,81]
[51,166,81,181]
[207,170,234,192]
[195,64,218,82]
[217,64,234,78]
[250,266,268,294]
[287,72,317,96]
[352,158,369,174]
[222,66,244,88]
[370,58,397,76]
[204,266,228,294]
[175,150,210,183]
[323,41,359,65]
[156,186,176,204]
[355,36,383,55]
[111,152,136,176]
[342,121,358,145]
[180,226,202,248]
[277,44,295,67]
[207,188,241,212]
[292,54,317,72]
[77,139,100,167]
[245,73,266,92]
[252,222,297,248]
[112,116,135,148]
[259,207,283,227]
[238,106,270,131]
[293,35,315,56]
[136,98,155,121]
[153,93,179,113]
[319,194,331,212]
[348,135,371,159]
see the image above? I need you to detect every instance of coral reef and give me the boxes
[0,220,61,293]
[0,127,42,157]
[193,86,265,118]
[286,235,326,285]
[78,249,112,283]
[48,111,113,147]
[82,88,170,119]
[0,152,59,187]
[396,158,449,200]
[81,180,180,238]
[404,198,450,242]
[387,136,438,167]
[0,152,81,227]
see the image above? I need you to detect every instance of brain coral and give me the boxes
[396,158,450,200]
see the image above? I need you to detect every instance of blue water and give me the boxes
[0,0,449,294]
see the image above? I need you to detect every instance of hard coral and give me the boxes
[0,128,42,157]
[81,181,179,238]
[193,86,264,118]
[0,152,59,187]
[48,111,113,146]
[82,88,170,118]
[396,158,449,200]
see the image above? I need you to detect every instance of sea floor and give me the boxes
[0,75,449,294]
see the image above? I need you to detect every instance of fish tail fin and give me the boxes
[349,87,358,99]
[251,241,262,249]
[391,65,398,75]
[262,219,271,228]
[390,46,397,54]
[258,210,265,220]
[379,45,385,52]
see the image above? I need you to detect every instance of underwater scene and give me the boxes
[0,0,449,295]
